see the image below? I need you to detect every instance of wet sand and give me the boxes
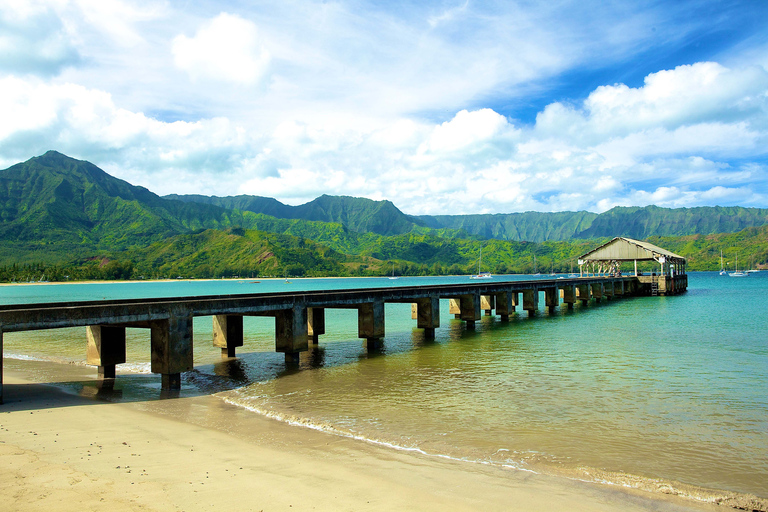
[0,362,730,512]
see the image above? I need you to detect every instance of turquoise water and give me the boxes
[3,272,767,501]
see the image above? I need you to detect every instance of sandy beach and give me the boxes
[0,361,730,512]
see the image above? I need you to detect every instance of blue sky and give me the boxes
[1,0,767,215]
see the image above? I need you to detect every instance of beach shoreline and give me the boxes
[1,361,738,512]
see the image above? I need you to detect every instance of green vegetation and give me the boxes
[170,192,768,242]
[1,151,766,283]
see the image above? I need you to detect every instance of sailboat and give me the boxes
[729,255,748,277]
[470,248,492,279]
[389,262,398,280]
[533,255,541,276]
[719,251,726,275]
[568,260,578,278]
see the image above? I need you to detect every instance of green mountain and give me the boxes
[1,151,767,282]
[166,193,427,236]
[169,192,768,242]
[418,211,598,242]
[419,206,768,242]
[575,205,768,239]
[0,150,266,249]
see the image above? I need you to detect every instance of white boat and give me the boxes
[532,255,541,276]
[388,262,398,280]
[729,255,748,277]
[719,251,726,275]
[470,248,492,279]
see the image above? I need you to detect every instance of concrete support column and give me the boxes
[590,283,604,303]
[615,281,625,296]
[459,293,481,328]
[523,289,538,317]
[544,288,559,313]
[577,283,591,305]
[562,285,576,309]
[276,304,308,363]
[414,296,440,339]
[604,282,614,300]
[481,295,495,316]
[307,307,325,344]
[494,292,514,321]
[213,315,243,358]
[150,313,194,390]
[86,325,126,379]
[358,300,385,344]
[449,298,461,319]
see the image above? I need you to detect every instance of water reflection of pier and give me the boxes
[1,271,688,402]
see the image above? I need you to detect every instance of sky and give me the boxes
[1,0,767,215]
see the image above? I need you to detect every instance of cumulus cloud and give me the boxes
[0,75,256,193]
[1,0,767,218]
[172,13,271,85]
[0,3,80,75]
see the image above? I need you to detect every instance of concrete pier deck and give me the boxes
[0,274,686,402]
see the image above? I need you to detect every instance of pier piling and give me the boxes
[86,325,126,379]
[213,315,243,358]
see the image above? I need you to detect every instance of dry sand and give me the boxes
[1,366,723,512]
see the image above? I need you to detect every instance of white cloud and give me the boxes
[172,13,271,85]
[1,0,767,216]
[420,109,513,154]
[0,2,80,75]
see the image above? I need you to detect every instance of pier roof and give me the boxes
[578,237,686,264]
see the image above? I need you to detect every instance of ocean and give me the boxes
[2,272,767,502]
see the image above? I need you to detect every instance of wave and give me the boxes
[218,389,768,512]
[4,351,152,374]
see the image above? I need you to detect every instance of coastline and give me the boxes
[1,361,732,512]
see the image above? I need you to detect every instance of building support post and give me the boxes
[276,304,308,363]
[150,313,194,390]
[307,307,325,345]
[86,325,126,379]
[213,315,243,358]
[523,289,538,317]
[358,300,385,348]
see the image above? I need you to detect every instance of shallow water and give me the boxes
[3,272,767,500]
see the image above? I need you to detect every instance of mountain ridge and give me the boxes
[167,192,768,242]
[2,151,767,280]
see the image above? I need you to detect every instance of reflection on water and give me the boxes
[4,273,768,501]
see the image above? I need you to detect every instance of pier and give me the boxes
[0,238,688,403]
[0,274,688,403]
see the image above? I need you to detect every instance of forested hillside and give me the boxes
[1,151,766,282]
